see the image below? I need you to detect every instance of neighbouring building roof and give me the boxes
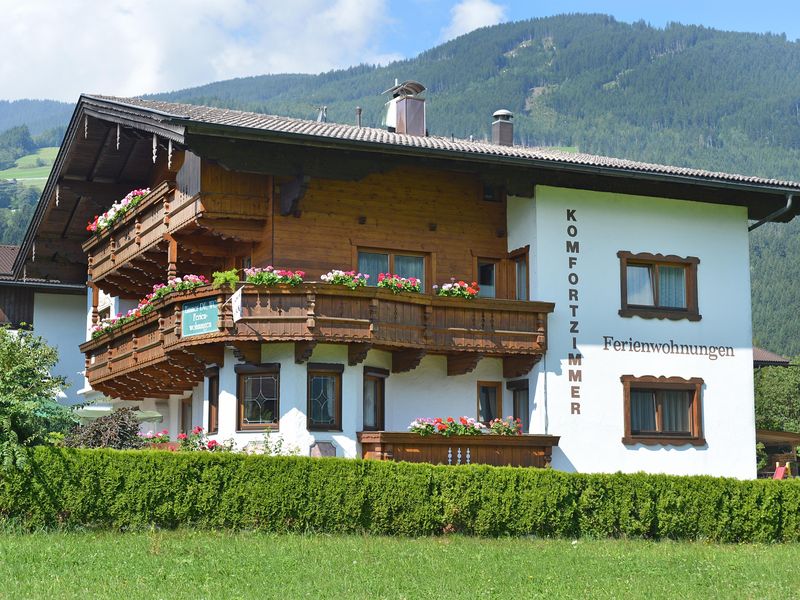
[753,347,792,368]
[86,95,800,193]
[0,245,19,279]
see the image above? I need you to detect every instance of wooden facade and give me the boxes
[358,431,560,468]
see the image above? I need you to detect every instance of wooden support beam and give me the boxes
[392,349,426,374]
[232,342,262,365]
[447,353,482,376]
[503,355,542,379]
[164,233,178,279]
[179,345,225,367]
[295,340,317,364]
[348,343,372,366]
[90,282,100,325]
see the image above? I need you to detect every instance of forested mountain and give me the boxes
[0,99,72,136]
[3,14,800,354]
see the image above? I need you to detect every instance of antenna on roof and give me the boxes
[316,106,328,123]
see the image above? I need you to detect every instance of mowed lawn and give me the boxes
[0,146,58,189]
[0,531,798,599]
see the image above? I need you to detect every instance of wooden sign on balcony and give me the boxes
[182,299,219,338]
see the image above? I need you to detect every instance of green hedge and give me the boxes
[2,447,800,542]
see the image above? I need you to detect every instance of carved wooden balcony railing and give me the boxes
[82,181,270,297]
[80,284,554,400]
[357,431,560,468]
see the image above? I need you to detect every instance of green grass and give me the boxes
[0,531,797,599]
[0,146,58,190]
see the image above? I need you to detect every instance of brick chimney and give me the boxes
[383,80,426,136]
[492,109,513,146]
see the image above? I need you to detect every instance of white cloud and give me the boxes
[441,0,506,41]
[1,0,395,101]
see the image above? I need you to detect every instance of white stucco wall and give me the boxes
[513,185,755,479]
[199,343,512,457]
[33,292,88,406]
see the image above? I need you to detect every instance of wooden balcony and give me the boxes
[358,431,560,468]
[81,284,554,400]
[82,181,270,297]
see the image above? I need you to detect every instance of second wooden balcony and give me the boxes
[80,284,554,400]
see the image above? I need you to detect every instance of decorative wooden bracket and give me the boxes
[392,349,426,374]
[279,174,310,216]
[232,342,262,365]
[181,345,225,367]
[503,354,542,379]
[295,340,317,364]
[348,343,372,366]
[447,353,482,376]
[164,233,177,279]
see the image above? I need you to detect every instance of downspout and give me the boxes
[748,194,795,231]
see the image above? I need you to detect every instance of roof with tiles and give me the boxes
[86,95,800,192]
[0,245,19,278]
[753,347,792,367]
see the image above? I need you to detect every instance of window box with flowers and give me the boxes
[434,279,480,299]
[320,270,369,289]
[377,273,422,294]
[86,188,151,233]
[90,274,209,338]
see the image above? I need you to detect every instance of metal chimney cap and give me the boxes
[382,80,426,97]
[493,109,513,121]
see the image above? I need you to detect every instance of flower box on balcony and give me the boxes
[357,431,560,468]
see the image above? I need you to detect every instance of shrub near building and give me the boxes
[2,448,799,542]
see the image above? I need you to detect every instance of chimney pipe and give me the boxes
[492,109,514,146]
[356,106,362,128]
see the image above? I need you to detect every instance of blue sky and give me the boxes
[2,0,798,101]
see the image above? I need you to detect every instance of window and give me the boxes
[507,379,529,431]
[357,249,427,290]
[363,367,388,431]
[482,184,506,203]
[180,397,192,434]
[477,381,502,422]
[477,260,497,298]
[509,246,529,301]
[235,363,280,431]
[308,363,343,431]
[621,375,705,446]
[206,367,219,434]
[618,251,700,321]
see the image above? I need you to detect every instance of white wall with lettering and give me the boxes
[510,185,756,479]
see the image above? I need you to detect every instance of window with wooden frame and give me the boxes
[235,363,280,431]
[362,366,388,431]
[621,375,705,446]
[206,367,219,434]
[618,251,700,321]
[180,397,192,434]
[508,246,529,301]
[506,379,529,431]
[477,381,503,422]
[357,248,429,291]
[476,258,499,298]
[307,363,344,431]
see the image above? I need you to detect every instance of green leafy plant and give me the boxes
[5,448,800,542]
[0,326,75,468]
[212,269,239,290]
[244,266,304,286]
